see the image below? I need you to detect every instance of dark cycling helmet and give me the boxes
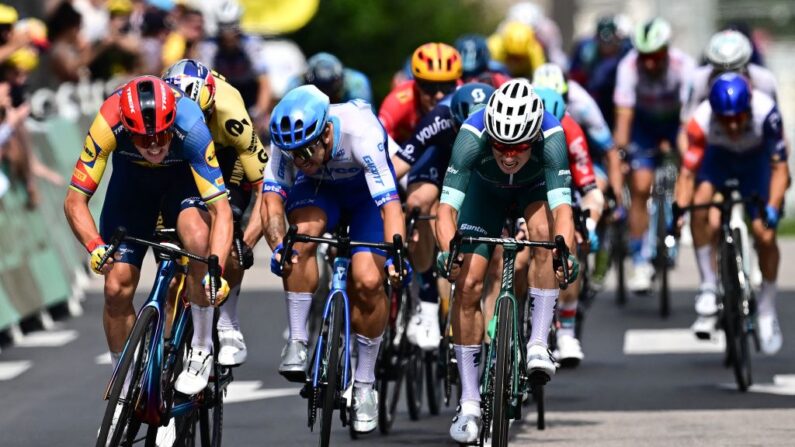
[534,86,567,121]
[120,76,176,136]
[162,59,216,112]
[596,16,619,43]
[450,82,495,127]
[305,52,345,98]
[709,72,751,116]
[455,34,491,78]
[270,85,330,151]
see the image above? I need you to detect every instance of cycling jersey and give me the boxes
[561,113,596,193]
[487,32,546,78]
[379,80,421,145]
[395,96,454,166]
[567,80,614,158]
[681,63,778,121]
[286,68,373,104]
[263,100,399,208]
[70,88,226,204]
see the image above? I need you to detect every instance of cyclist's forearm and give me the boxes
[674,168,696,207]
[262,193,287,249]
[391,154,411,180]
[613,107,633,149]
[552,204,575,251]
[768,161,790,209]
[242,188,264,247]
[436,203,458,253]
[381,200,405,242]
[581,188,604,223]
[208,198,234,269]
[63,188,101,249]
[605,148,624,204]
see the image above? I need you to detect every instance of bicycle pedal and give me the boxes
[300,383,312,399]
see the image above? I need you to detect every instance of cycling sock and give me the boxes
[110,351,132,394]
[191,305,214,352]
[418,269,439,303]
[217,285,241,331]
[695,245,717,288]
[353,333,382,386]
[529,288,559,348]
[459,400,481,417]
[286,291,312,342]
[454,344,481,406]
[759,280,777,316]
[110,351,121,371]
[557,300,577,339]
[629,238,644,265]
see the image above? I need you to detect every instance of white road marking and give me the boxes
[95,352,112,365]
[623,328,725,355]
[720,375,795,396]
[0,361,32,380]
[15,330,78,348]
[224,381,301,404]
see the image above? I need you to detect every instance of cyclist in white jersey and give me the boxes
[261,86,407,434]
[613,17,695,292]
[673,73,788,354]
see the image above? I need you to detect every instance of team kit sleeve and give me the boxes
[69,97,119,197]
[215,80,269,185]
[183,118,228,204]
[763,105,788,163]
[571,83,615,154]
[562,115,596,192]
[439,123,484,211]
[261,144,293,200]
[612,53,637,109]
[540,122,573,209]
[352,116,401,207]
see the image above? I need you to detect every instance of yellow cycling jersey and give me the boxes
[487,32,546,79]
[207,75,269,188]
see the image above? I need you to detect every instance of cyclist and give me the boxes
[64,76,233,397]
[613,17,695,292]
[503,1,569,69]
[681,29,777,122]
[568,15,633,130]
[262,85,407,433]
[487,21,546,78]
[379,42,462,145]
[673,73,788,353]
[163,59,269,367]
[286,52,373,104]
[391,82,495,351]
[454,34,510,87]
[435,79,576,443]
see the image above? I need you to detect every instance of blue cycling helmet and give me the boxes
[450,82,495,127]
[270,85,330,151]
[455,34,490,78]
[534,86,567,121]
[709,72,751,117]
[305,52,344,98]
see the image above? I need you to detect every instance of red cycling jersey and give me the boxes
[561,113,596,192]
[378,80,421,145]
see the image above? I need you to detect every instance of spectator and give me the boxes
[46,1,91,83]
[88,0,142,80]
[72,0,109,45]
[162,6,204,67]
[0,4,31,64]
[138,7,169,75]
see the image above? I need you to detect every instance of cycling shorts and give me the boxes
[100,161,207,268]
[627,120,679,171]
[696,146,771,219]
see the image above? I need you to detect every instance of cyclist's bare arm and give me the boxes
[63,188,101,249]
[262,191,287,250]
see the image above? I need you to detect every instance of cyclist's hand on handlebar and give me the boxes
[385,258,413,288]
[436,251,463,282]
[514,218,528,241]
[233,240,255,270]
[553,250,579,285]
[670,202,686,237]
[612,205,628,223]
[89,243,117,275]
[764,204,781,230]
[203,273,230,305]
[270,242,298,277]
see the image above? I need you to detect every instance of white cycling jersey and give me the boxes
[567,80,614,154]
[263,100,400,207]
[614,48,695,120]
[681,63,778,121]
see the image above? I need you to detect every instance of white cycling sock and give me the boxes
[759,280,777,316]
[191,305,214,352]
[695,245,717,289]
[557,300,577,339]
[454,344,481,408]
[286,292,312,342]
[529,288,558,348]
[110,351,131,394]
[353,333,382,386]
[217,285,241,331]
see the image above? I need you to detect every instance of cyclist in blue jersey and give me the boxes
[261,85,408,434]
[455,34,511,85]
[286,52,373,104]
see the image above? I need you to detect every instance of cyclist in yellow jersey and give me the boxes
[487,21,546,78]
[164,59,269,366]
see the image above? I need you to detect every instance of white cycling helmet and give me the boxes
[485,79,544,145]
[633,17,671,54]
[532,63,568,96]
[216,0,243,26]
[705,30,752,71]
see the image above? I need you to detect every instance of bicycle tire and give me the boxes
[727,230,753,391]
[424,350,441,415]
[320,292,344,446]
[405,344,424,421]
[97,306,158,447]
[198,367,224,446]
[656,196,670,318]
[614,221,627,306]
[491,297,513,447]
[720,237,750,391]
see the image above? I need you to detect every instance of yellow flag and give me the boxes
[240,0,320,35]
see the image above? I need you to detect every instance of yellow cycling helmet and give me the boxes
[6,47,39,71]
[108,0,133,15]
[0,4,18,25]
[411,42,462,82]
[501,21,536,57]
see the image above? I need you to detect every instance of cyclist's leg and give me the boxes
[524,201,558,356]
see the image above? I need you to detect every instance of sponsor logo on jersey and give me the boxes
[558,169,571,176]
[214,176,224,186]
[205,145,219,168]
[374,191,400,207]
[416,116,453,145]
[72,169,87,182]
[460,223,488,235]
[446,166,459,175]
[362,155,385,186]
[225,118,248,137]
[81,137,99,164]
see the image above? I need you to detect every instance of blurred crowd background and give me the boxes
[0,0,794,212]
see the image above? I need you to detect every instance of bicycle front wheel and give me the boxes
[320,292,345,447]
[97,306,158,447]
[721,233,752,391]
[491,297,514,447]
[656,196,670,318]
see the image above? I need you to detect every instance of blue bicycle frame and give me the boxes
[310,256,353,391]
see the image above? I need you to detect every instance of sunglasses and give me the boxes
[131,131,172,149]
[492,140,533,155]
[282,137,324,162]
[416,80,458,96]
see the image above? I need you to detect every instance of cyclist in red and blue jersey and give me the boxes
[64,76,233,397]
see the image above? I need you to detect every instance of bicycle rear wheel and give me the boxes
[405,344,424,420]
[491,297,513,447]
[722,232,752,391]
[612,220,627,306]
[656,196,670,318]
[424,350,441,415]
[320,292,345,447]
[97,306,158,447]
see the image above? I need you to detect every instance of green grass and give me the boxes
[779,218,795,237]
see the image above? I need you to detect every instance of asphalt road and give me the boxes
[1,250,795,446]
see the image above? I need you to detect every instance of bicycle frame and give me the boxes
[311,255,353,391]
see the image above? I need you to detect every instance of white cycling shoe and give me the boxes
[449,403,482,444]
[351,386,378,433]
[758,312,783,355]
[217,329,247,366]
[406,302,441,351]
[628,263,654,293]
[693,285,719,340]
[526,343,556,377]
[554,333,584,368]
[175,348,212,395]
[155,418,176,446]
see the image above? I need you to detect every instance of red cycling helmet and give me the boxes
[119,76,176,141]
